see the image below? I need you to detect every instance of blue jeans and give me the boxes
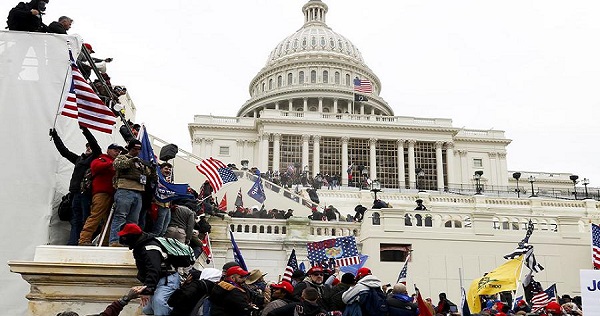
[142,273,180,316]
[68,192,91,245]
[152,206,171,236]
[109,189,142,244]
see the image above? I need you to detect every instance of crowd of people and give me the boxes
[56,249,583,316]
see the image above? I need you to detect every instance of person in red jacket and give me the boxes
[78,143,124,246]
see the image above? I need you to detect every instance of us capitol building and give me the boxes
[7,0,600,314]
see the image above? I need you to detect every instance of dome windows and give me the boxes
[323,70,328,83]
[345,74,350,86]
[335,71,340,84]
[302,37,307,48]
[310,70,316,83]
[277,76,282,88]
[329,38,335,49]
[293,39,298,49]
[311,36,316,47]
[269,79,273,90]
[287,73,293,85]
[320,37,326,47]
[299,71,305,84]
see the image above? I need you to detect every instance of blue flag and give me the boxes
[299,262,306,273]
[461,287,471,316]
[339,254,369,275]
[248,170,266,203]
[229,229,248,270]
[138,126,194,203]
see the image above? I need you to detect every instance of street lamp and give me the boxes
[474,171,483,195]
[528,175,536,197]
[415,167,425,192]
[583,178,590,199]
[570,175,579,200]
[357,165,365,190]
[512,172,521,198]
[371,179,381,200]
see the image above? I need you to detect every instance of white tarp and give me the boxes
[0,30,125,315]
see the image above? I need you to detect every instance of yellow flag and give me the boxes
[467,256,524,312]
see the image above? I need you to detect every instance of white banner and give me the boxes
[580,269,600,314]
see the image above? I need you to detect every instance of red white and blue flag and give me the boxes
[60,50,116,134]
[353,77,373,94]
[307,236,359,267]
[531,283,557,312]
[282,249,298,283]
[591,223,600,269]
[396,252,411,284]
[196,157,238,192]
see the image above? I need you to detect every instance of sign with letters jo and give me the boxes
[580,269,600,314]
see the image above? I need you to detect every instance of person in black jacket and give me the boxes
[6,0,49,32]
[117,223,180,316]
[387,283,418,316]
[209,266,257,316]
[168,268,221,316]
[47,15,72,34]
[324,273,354,312]
[50,127,101,245]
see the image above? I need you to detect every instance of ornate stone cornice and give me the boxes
[205,138,214,144]
[498,152,507,158]
[444,142,455,150]
[192,136,204,144]
[488,152,498,158]
[457,150,468,157]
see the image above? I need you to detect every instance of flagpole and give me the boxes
[52,45,73,130]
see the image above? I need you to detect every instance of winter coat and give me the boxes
[168,205,196,244]
[294,300,328,316]
[90,154,115,195]
[342,275,383,316]
[47,21,67,34]
[52,127,101,194]
[7,1,47,32]
[131,233,168,293]
[293,280,330,309]
[325,282,352,312]
[168,278,215,316]
[387,293,418,316]
[209,280,254,316]
[113,154,154,191]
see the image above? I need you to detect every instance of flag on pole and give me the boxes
[235,188,244,207]
[504,219,534,260]
[353,77,373,94]
[415,285,433,316]
[248,171,266,203]
[196,157,238,192]
[460,287,472,316]
[467,256,524,312]
[138,126,194,203]
[339,254,369,276]
[523,246,544,273]
[282,249,298,282]
[591,223,600,269]
[396,252,411,284]
[201,233,213,264]
[60,50,117,133]
[218,193,228,211]
[531,284,557,312]
[229,229,248,270]
[354,94,368,102]
[307,236,359,267]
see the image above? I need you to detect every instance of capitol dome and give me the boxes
[237,0,392,118]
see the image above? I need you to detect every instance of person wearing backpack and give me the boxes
[117,223,180,316]
[6,0,49,32]
[78,143,124,246]
[341,267,388,316]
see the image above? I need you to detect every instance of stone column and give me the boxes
[318,97,323,112]
[333,99,338,114]
[459,150,468,185]
[436,141,444,191]
[192,136,204,157]
[236,139,244,164]
[275,101,279,110]
[347,100,352,114]
[498,152,508,186]
[288,99,293,111]
[312,135,321,175]
[407,140,416,189]
[445,142,455,187]
[272,133,281,172]
[303,98,308,112]
[205,138,214,157]
[341,136,349,186]
[247,140,256,167]
[369,138,377,180]
[360,104,365,115]
[397,139,405,188]
[260,133,270,171]
[253,109,258,117]
[302,134,310,173]
[488,152,498,185]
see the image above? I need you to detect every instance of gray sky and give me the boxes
[7,0,599,186]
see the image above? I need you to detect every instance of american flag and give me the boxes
[282,249,298,282]
[307,236,359,267]
[60,51,116,134]
[591,223,600,269]
[396,252,411,284]
[196,157,238,191]
[531,284,557,312]
[353,77,372,94]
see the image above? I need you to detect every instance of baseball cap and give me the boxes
[83,43,95,53]
[117,223,142,236]
[107,143,124,151]
[127,139,142,150]
[226,266,250,277]
[271,281,294,294]
[546,301,561,312]
[307,266,324,275]
[356,267,372,280]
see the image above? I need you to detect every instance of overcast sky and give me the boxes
[6,0,599,186]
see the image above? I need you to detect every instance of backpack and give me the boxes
[57,193,72,221]
[154,237,196,268]
[362,287,388,316]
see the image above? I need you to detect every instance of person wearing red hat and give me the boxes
[261,281,295,316]
[544,301,562,316]
[292,266,330,308]
[209,266,257,316]
[342,267,387,316]
[117,223,180,316]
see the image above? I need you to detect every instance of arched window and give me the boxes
[372,212,381,225]
[424,215,433,227]
[404,214,412,226]
[277,75,282,87]
[268,79,273,90]
[310,70,316,83]
[323,70,328,83]
[299,71,305,84]
[415,214,423,227]
[309,106,317,112]
[287,73,293,85]
[262,82,265,92]
[323,108,330,113]
[345,74,350,86]
[335,71,340,84]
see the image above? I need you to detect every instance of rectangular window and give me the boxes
[473,158,483,168]
[380,244,411,262]
[219,146,230,156]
